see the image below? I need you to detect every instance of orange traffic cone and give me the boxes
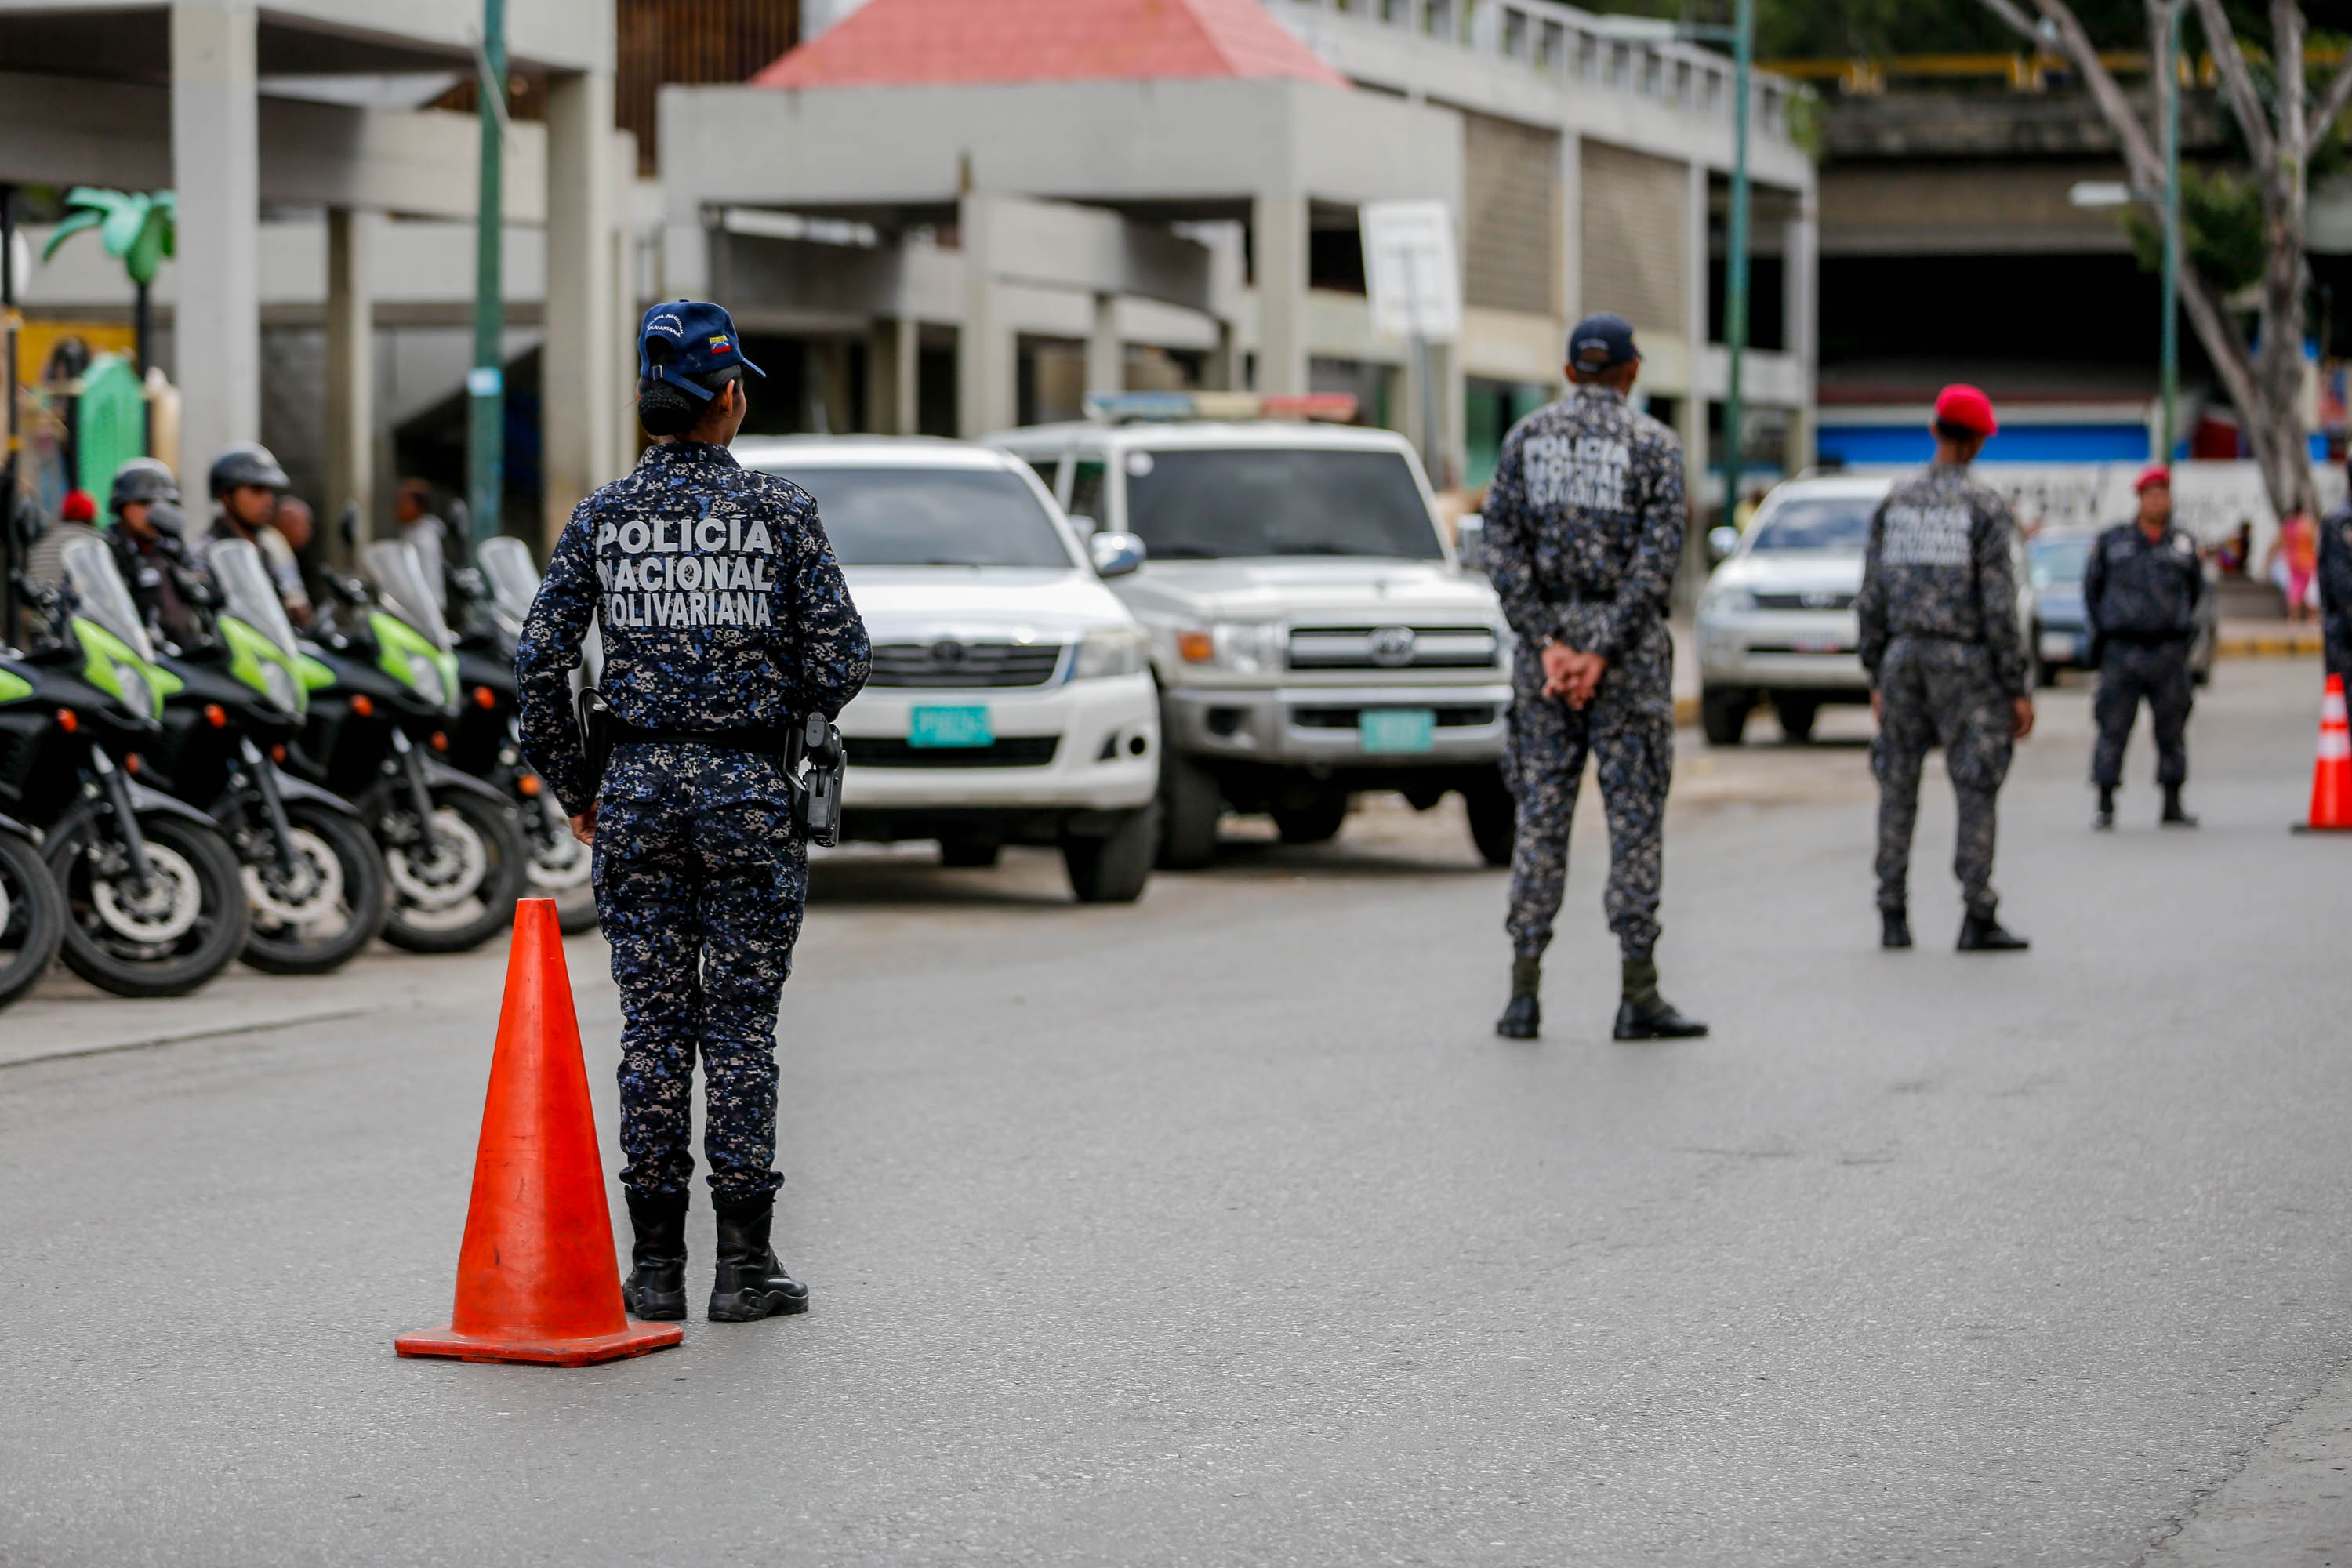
[2297,674,2352,833]
[396,899,682,1366]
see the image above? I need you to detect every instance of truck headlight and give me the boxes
[1073,626,1147,680]
[1176,622,1283,674]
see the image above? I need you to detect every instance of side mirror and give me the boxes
[1065,513,1099,539]
[1091,531,1146,579]
[339,501,360,549]
[1455,515,1486,574]
[1706,524,1740,565]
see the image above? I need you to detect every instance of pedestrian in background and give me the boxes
[2268,509,2319,623]
[2085,466,2202,830]
[1857,385,2034,953]
[1481,312,1707,1043]
[517,299,869,1327]
[394,477,463,615]
[20,487,103,590]
[103,458,202,650]
[2319,474,2352,691]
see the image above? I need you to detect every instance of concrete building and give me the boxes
[0,0,635,543]
[658,0,1817,504]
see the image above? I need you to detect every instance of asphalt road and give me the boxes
[2,659,2347,1567]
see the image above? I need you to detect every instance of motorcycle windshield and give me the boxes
[59,536,158,663]
[363,539,452,652]
[476,535,538,639]
[209,538,299,658]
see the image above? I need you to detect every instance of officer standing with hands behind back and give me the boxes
[1857,385,2034,953]
[1481,313,1707,1044]
[517,300,869,1327]
[2084,466,2203,830]
[2318,467,2352,692]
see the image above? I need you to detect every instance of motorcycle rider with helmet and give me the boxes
[207,445,312,627]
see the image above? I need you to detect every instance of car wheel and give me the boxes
[1773,694,1818,742]
[1461,771,1515,869]
[1064,807,1153,903]
[1700,688,1750,746]
[938,836,1002,869]
[1270,789,1348,845]
[1156,751,1222,869]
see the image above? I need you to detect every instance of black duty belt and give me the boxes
[608,718,795,757]
[2101,629,2192,647]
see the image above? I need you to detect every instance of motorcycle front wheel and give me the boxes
[0,832,65,1010]
[520,789,598,935]
[380,789,528,954]
[47,811,250,998]
[241,803,390,975]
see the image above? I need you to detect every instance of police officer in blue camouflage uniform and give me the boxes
[1856,385,2034,953]
[517,300,870,1326]
[2320,475,2352,692]
[1481,314,1707,1043]
[2084,466,2203,829]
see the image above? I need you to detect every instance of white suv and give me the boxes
[734,437,1160,902]
[990,417,1514,867]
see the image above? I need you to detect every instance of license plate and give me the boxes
[1359,708,1437,754]
[908,705,993,748]
[1791,637,1848,655]
[2039,633,2079,662]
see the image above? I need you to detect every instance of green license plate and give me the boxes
[909,705,993,748]
[1359,708,1437,754]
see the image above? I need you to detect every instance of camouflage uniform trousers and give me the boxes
[595,742,805,1203]
[1504,627,1675,962]
[2326,624,2352,693]
[2092,639,2193,789]
[1872,636,2014,919]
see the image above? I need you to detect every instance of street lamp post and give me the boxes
[1722,0,1755,528]
[2159,0,2183,463]
[467,0,507,546]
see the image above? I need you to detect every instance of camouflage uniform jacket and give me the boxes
[1855,463,2029,699]
[1481,384,1687,663]
[2083,520,2203,643]
[515,439,872,816]
[2320,505,2352,626]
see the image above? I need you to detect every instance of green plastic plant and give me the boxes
[42,188,176,372]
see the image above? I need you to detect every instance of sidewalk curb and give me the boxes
[0,1004,376,1071]
[2217,632,2327,659]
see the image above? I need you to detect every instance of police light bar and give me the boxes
[1081,391,1360,424]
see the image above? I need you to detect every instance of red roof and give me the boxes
[753,0,1349,91]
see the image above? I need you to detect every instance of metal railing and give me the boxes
[1274,0,1798,145]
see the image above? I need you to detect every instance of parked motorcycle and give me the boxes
[291,540,527,953]
[0,539,249,996]
[0,806,64,1011]
[147,539,390,975]
[451,535,598,935]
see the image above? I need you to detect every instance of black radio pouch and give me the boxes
[575,685,614,804]
[787,712,847,848]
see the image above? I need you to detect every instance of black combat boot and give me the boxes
[620,1188,688,1322]
[2094,786,2115,831]
[1957,909,2030,952]
[709,1193,810,1323]
[1495,955,1541,1040]
[1881,906,1913,949]
[1613,956,1708,1040]
[2161,785,2198,829]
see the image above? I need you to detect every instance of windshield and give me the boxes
[476,535,539,637]
[59,535,157,662]
[365,540,453,651]
[209,538,298,655]
[1750,496,1877,552]
[1123,448,1441,561]
[755,466,1075,569]
[2030,536,2094,590]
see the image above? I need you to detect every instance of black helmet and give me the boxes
[209,443,291,498]
[109,456,180,513]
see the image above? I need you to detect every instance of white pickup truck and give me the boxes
[990,416,1515,868]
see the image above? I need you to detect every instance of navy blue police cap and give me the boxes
[638,299,766,402]
[1566,313,1639,374]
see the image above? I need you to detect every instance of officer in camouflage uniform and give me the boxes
[517,300,869,1326]
[2320,479,2352,691]
[1481,314,1707,1042]
[1856,385,2034,953]
[2084,466,2203,829]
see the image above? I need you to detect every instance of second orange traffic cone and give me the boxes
[396,898,682,1367]
[2298,674,2352,833]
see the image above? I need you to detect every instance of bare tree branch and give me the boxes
[2310,46,2352,156]
[1978,0,2043,43]
[1973,0,2164,183]
[2274,0,2306,171]
[2189,0,2278,166]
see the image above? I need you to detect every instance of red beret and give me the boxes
[1933,384,1998,437]
[58,488,96,523]
[2134,465,2172,492]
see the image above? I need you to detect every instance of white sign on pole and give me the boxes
[1359,201,1461,344]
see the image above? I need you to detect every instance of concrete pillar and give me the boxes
[1087,292,1123,398]
[810,339,853,434]
[956,193,1017,437]
[544,69,620,549]
[325,207,373,563]
[1208,320,1238,393]
[1556,134,1582,350]
[171,2,260,481]
[867,318,918,434]
[1675,159,1711,608]
[1251,191,1309,397]
[1784,205,1817,474]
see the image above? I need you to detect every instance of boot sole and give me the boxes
[1614,1023,1710,1040]
[709,1289,811,1323]
[1495,1022,1539,1040]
